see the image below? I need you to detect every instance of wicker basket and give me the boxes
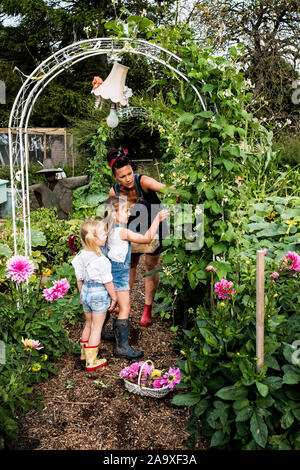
[123,360,170,398]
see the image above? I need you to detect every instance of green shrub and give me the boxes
[274,135,300,167]
[0,255,81,448]
[171,256,300,450]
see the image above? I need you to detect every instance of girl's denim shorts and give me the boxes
[81,281,110,313]
[111,262,130,291]
[110,244,131,292]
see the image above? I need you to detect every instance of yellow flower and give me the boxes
[273,293,279,298]
[42,268,52,276]
[220,302,225,307]
[285,220,296,235]
[285,220,296,225]
[151,369,162,378]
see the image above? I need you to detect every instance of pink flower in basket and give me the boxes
[161,368,182,390]
[120,361,152,383]
[120,362,181,391]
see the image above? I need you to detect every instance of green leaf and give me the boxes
[30,229,47,247]
[222,144,240,158]
[198,110,213,119]
[205,237,215,248]
[210,429,226,447]
[230,46,238,58]
[212,242,227,255]
[281,411,294,429]
[84,193,108,207]
[223,125,236,137]
[0,244,12,258]
[282,365,300,385]
[205,187,215,200]
[171,392,201,407]
[178,112,195,124]
[214,158,234,171]
[236,407,253,422]
[233,398,249,411]
[256,382,269,398]
[201,84,214,93]
[199,327,218,348]
[215,385,248,401]
[292,409,300,420]
[194,398,211,418]
[250,410,268,448]
[262,376,282,390]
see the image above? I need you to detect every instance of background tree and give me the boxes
[0,0,177,128]
[182,0,300,130]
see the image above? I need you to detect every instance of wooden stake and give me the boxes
[256,250,265,372]
[43,133,46,161]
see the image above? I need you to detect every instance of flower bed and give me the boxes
[0,255,79,448]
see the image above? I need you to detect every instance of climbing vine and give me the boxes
[91,18,300,451]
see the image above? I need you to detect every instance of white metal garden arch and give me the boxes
[8,37,207,257]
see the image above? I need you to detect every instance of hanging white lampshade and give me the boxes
[97,62,129,106]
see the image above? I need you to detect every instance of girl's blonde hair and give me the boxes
[80,219,107,256]
[103,196,128,232]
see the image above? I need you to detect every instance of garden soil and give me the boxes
[10,256,206,451]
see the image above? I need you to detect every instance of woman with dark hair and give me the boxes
[107,148,170,327]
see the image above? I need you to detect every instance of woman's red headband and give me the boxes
[109,149,128,167]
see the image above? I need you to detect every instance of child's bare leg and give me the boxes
[116,290,130,320]
[88,312,106,346]
[81,312,92,341]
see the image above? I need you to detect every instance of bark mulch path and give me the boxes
[10,256,206,451]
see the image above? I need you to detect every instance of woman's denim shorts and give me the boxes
[110,244,131,292]
[81,281,110,313]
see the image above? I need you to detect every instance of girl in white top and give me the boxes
[103,196,169,359]
[71,219,117,371]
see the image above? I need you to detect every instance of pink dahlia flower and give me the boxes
[214,278,236,300]
[278,251,300,272]
[270,272,279,279]
[161,368,181,390]
[22,337,43,351]
[152,377,165,389]
[120,362,145,382]
[6,255,35,283]
[43,278,70,301]
[206,265,217,272]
